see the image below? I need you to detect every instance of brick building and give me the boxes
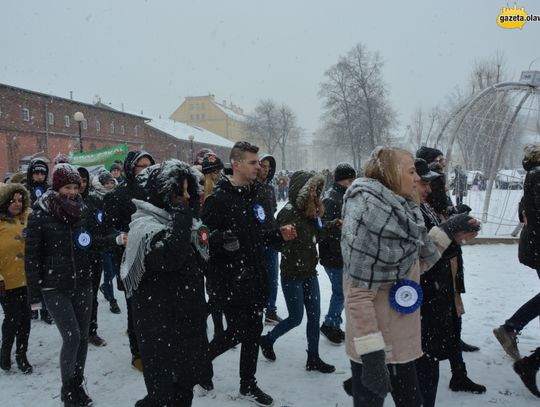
[0,83,232,177]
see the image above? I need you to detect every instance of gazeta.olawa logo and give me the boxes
[497,3,540,29]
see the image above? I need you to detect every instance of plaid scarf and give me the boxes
[341,178,440,289]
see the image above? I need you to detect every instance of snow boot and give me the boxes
[493,325,521,361]
[0,344,11,371]
[449,363,486,394]
[109,300,121,314]
[513,347,540,398]
[74,376,93,406]
[306,351,335,374]
[320,323,343,345]
[460,339,480,352]
[88,334,107,347]
[239,382,274,406]
[40,309,54,325]
[264,311,283,326]
[62,377,93,406]
[259,335,276,362]
[15,353,33,374]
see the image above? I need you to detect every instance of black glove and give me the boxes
[439,213,480,240]
[360,349,392,398]
[455,204,472,214]
[222,230,240,252]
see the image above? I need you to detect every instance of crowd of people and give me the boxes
[0,141,539,407]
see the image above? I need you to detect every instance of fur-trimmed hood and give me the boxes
[523,144,540,172]
[288,171,325,213]
[259,153,276,183]
[0,183,31,220]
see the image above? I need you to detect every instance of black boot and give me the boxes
[61,380,79,407]
[74,376,93,406]
[449,363,486,394]
[0,344,11,371]
[343,377,353,396]
[260,334,276,362]
[306,351,335,373]
[460,339,480,352]
[513,348,540,398]
[40,309,54,325]
[15,353,33,374]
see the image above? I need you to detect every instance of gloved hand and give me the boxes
[222,230,240,252]
[455,203,472,214]
[0,280,5,297]
[360,349,392,398]
[439,213,480,240]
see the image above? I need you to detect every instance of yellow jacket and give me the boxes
[0,183,31,290]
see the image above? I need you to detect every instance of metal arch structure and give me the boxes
[434,80,540,223]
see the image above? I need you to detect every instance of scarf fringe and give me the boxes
[121,237,147,298]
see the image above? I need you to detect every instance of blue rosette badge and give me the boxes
[74,229,93,251]
[253,204,266,223]
[34,186,44,198]
[95,210,104,225]
[389,279,423,314]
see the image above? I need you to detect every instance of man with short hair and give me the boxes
[319,163,356,344]
[201,141,296,406]
[256,153,283,325]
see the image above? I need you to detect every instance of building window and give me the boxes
[22,108,30,122]
[89,143,96,150]
[120,125,125,135]
[190,104,195,111]
[82,119,88,130]
[134,125,139,136]
[190,114,194,120]
[201,113,206,120]
[47,112,54,125]
[196,114,200,120]
[96,120,101,132]
[64,115,71,127]
[110,122,115,134]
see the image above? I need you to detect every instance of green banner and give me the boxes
[69,144,128,169]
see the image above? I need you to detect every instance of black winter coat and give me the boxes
[254,180,277,231]
[419,204,460,360]
[201,177,282,308]
[24,197,108,304]
[319,182,346,268]
[519,165,540,269]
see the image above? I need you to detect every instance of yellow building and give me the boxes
[169,95,249,143]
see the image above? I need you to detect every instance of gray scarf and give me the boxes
[120,199,171,298]
[341,178,440,289]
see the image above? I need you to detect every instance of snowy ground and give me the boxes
[2,243,539,406]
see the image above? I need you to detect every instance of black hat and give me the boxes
[31,163,48,174]
[416,146,443,165]
[202,153,224,175]
[334,163,356,182]
[98,171,115,185]
[415,159,441,182]
[110,163,122,172]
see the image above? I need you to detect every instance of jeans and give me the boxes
[42,286,93,384]
[267,276,320,353]
[264,247,279,313]
[101,252,116,302]
[503,269,540,333]
[322,266,344,328]
[0,287,31,357]
[351,360,423,407]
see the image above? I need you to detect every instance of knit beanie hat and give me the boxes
[334,163,356,182]
[194,148,214,166]
[110,163,122,172]
[31,162,48,174]
[416,146,443,165]
[52,164,82,191]
[98,170,115,185]
[202,153,224,175]
[53,153,72,165]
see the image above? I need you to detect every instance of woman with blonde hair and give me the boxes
[260,170,341,373]
[342,147,480,406]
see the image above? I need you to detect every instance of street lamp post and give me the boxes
[73,112,85,153]
[188,134,195,164]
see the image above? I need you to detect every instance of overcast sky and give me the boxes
[1,0,539,140]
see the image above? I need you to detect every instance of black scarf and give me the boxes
[42,190,82,225]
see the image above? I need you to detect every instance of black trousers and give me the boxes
[416,355,440,407]
[0,286,31,356]
[89,262,103,336]
[351,360,423,407]
[207,305,263,386]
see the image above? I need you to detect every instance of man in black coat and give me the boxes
[255,153,283,325]
[494,145,540,398]
[201,141,296,407]
[319,163,355,344]
[103,150,155,370]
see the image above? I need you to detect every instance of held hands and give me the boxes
[360,349,392,398]
[439,214,480,242]
[280,224,297,241]
[222,230,240,252]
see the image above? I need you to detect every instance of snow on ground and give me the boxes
[2,243,539,406]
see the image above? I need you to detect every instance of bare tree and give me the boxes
[319,43,396,167]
